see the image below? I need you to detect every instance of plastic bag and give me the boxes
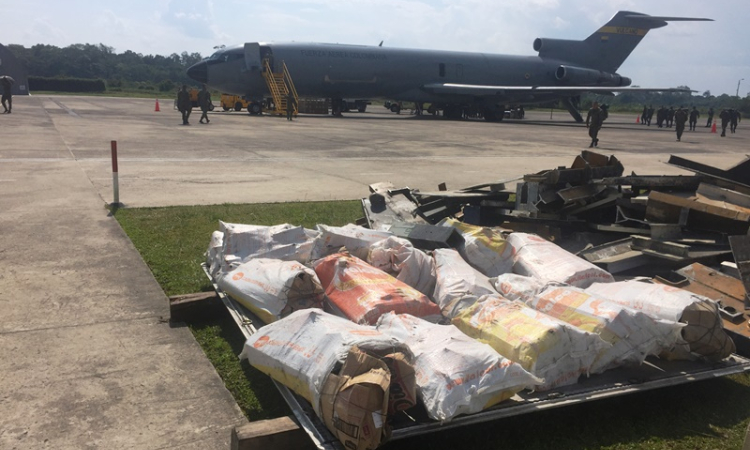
[453,295,608,390]
[314,253,442,325]
[377,313,540,421]
[218,258,324,323]
[310,224,393,261]
[439,218,513,276]
[433,248,496,318]
[220,221,319,272]
[368,236,437,297]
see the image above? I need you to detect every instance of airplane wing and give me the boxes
[423,83,694,96]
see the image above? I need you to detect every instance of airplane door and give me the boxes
[243,43,262,72]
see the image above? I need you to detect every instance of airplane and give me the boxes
[186,11,711,122]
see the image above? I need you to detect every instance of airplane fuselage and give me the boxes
[198,43,585,106]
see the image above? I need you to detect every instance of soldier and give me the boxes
[674,106,688,141]
[730,109,741,133]
[666,106,675,128]
[646,105,654,126]
[585,101,605,148]
[641,105,648,124]
[197,84,211,124]
[706,107,714,127]
[286,91,297,121]
[656,106,665,128]
[1,75,13,114]
[688,107,700,131]
[719,108,731,137]
[177,85,192,125]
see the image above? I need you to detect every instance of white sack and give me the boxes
[377,313,540,422]
[453,296,608,391]
[206,230,224,278]
[439,218,514,277]
[491,273,549,303]
[368,236,437,297]
[239,309,406,417]
[585,280,736,360]
[507,233,614,288]
[220,221,319,272]
[219,258,324,323]
[433,248,497,318]
[530,285,684,373]
[310,224,393,261]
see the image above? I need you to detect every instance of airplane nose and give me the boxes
[187,61,208,84]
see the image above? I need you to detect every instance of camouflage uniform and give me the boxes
[674,107,688,141]
[705,107,714,127]
[730,109,741,133]
[719,109,731,137]
[585,103,605,148]
[198,86,211,124]
[688,107,700,131]
[177,85,192,125]
[1,77,12,113]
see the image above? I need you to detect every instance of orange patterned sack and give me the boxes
[315,253,442,325]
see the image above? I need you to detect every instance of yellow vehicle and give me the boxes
[220,94,251,112]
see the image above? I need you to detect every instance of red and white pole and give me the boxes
[111,140,120,205]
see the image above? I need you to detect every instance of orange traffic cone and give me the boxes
[711,121,717,133]
[636,116,640,124]
[154,99,161,112]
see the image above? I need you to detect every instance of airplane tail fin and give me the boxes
[535,11,712,73]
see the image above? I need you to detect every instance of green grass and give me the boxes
[113,201,750,450]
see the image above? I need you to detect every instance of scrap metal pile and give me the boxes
[204,153,750,449]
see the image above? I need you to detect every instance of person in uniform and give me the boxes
[666,106,675,128]
[641,105,648,124]
[177,85,192,125]
[719,108,731,137]
[286,91,297,121]
[1,76,13,114]
[688,107,700,131]
[656,106,666,128]
[197,84,211,124]
[585,101,605,148]
[706,107,714,127]
[646,105,654,126]
[730,109,741,133]
[674,106,688,141]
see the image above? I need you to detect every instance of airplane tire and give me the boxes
[358,105,367,113]
[234,102,242,112]
[222,105,230,111]
[248,102,262,115]
[390,104,401,114]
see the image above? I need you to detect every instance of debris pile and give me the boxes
[204,152,750,450]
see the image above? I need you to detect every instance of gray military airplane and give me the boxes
[187,11,711,122]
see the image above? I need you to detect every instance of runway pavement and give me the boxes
[0,95,746,449]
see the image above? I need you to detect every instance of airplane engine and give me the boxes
[555,65,631,87]
[533,38,587,56]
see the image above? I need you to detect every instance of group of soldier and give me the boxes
[589,103,742,147]
[638,105,742,137]
[176,84,212,125]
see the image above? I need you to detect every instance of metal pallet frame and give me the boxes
[202,263,750,449]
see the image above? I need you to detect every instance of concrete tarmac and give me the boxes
[0,95,747,448]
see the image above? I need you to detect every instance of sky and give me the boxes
[4,0,749,97]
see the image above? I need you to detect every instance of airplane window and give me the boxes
[439,63,446,77]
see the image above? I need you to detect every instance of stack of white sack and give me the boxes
[491,273,550,303]
[528,285,685,373]
[240,309,417,450]
[314,253,442,325]
[433,248,497,318]
[367,236,437,297]
[217,222,320,273]
[453,295,609,390]
[218,258,325,323]
[377,313,541,421]
[439,218,514,277]
[310,224,393,261]
[507,233,614,288]
[585,280,736,361]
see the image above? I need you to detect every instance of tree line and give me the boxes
[6,43,203,93]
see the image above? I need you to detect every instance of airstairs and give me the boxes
[262,59,298,116]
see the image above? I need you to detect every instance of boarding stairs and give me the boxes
[262,59,298,117]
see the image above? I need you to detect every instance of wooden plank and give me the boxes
[169,291,223,323]
[697,183,750,209]
[231,417,317,450]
